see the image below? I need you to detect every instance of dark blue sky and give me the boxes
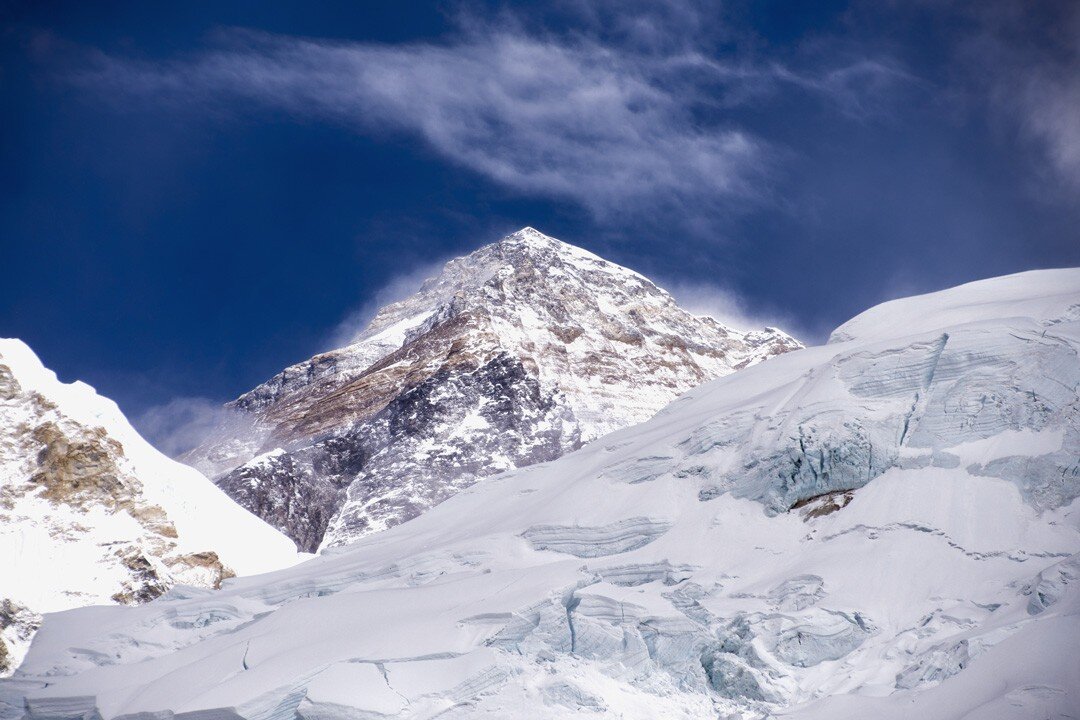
[2,1,1078,434]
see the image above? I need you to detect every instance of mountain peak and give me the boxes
[502,225,550,243]
[499,226,566,248]
[477,225,583,262]
[183,229,803,551]
[373,228,649,341]
[491,227,607,269]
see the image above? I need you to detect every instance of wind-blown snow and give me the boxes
[3,268,1079,719]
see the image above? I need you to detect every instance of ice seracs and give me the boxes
[183,227,802,551]
[7,267,1078,719]
[0,339,297,675]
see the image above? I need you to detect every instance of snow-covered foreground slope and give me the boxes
[4,269,1079,719]
[183,228,800,552]
[0,340,298,675]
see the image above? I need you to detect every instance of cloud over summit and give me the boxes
[73,21,906,224]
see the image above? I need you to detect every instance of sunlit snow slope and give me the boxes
[0,340,297,675]
[4,269,1079,720]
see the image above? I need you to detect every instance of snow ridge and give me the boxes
[0,339,297,674]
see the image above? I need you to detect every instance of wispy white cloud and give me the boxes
[71,20,909,222]
[76,30,760,220]
[774,58,917,120]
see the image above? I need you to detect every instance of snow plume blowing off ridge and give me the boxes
[133,259,451,457]
[135,396,246,458]
[660,278,816,343]
[324,257,453,351]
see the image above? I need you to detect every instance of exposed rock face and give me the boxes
[0,340,296,676]
[214,351,583,551]
[0,369,219,668]
[0,602,39,677]
[186,228,801,551]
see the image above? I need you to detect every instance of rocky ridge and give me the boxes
[0,340,297,674]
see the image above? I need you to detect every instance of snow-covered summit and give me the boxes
[340,226,693,358]
[10,268,1078,719]
[0,339,297,674]
[184,227,801,551]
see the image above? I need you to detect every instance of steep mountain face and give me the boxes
[184,228,801,551]
[9,269,1078,720]
[0,340,297,676]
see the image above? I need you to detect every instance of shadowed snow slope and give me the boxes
[0,340,298,675]
[3,268,1079,719]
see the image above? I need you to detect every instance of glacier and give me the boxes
[2,268,1079,719]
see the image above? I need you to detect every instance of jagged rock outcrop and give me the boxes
[0,602,38,677]
[185,227,801,550]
